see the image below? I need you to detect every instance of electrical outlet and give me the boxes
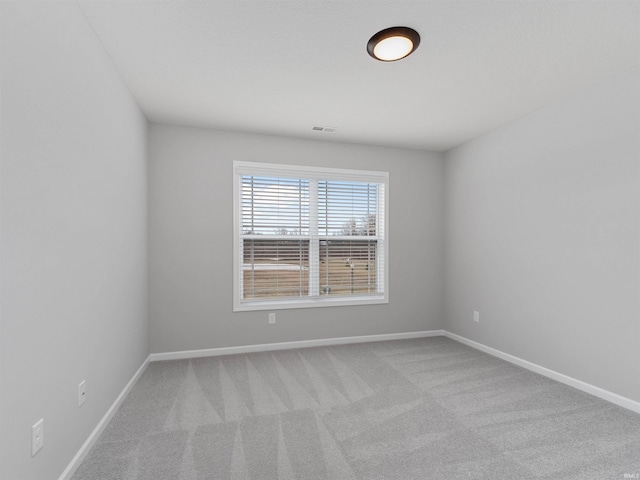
[268,312,276,324]
[32,419,44,456]
[473,311,480,323]
[79,380,86,406]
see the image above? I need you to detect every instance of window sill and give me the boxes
[233,295,388,312]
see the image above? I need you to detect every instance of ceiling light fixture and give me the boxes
[367,26,420,62]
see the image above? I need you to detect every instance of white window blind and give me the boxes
[234,161,388,311]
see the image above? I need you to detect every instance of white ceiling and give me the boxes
[77,0,639,151]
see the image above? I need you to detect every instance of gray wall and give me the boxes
[444,67,640,402]
[149,124,445,353]
[0,3,149,479]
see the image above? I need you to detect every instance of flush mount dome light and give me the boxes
[367,26,420,62]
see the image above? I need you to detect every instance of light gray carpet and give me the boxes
[72,337,640,479]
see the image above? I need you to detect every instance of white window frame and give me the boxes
[233,161,389,312]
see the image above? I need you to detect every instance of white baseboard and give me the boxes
[57,355,151,480]
[443,331,640,415]
[149,330,446,361]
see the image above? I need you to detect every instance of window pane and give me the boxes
[243,239,309,299]
[242,176,309,235]
[235,162,387,310]
[319,240,377,296]
[318,181,377,236]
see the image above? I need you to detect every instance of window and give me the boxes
[233,161,388,311]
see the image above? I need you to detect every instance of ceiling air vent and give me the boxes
[312,126,337,133]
